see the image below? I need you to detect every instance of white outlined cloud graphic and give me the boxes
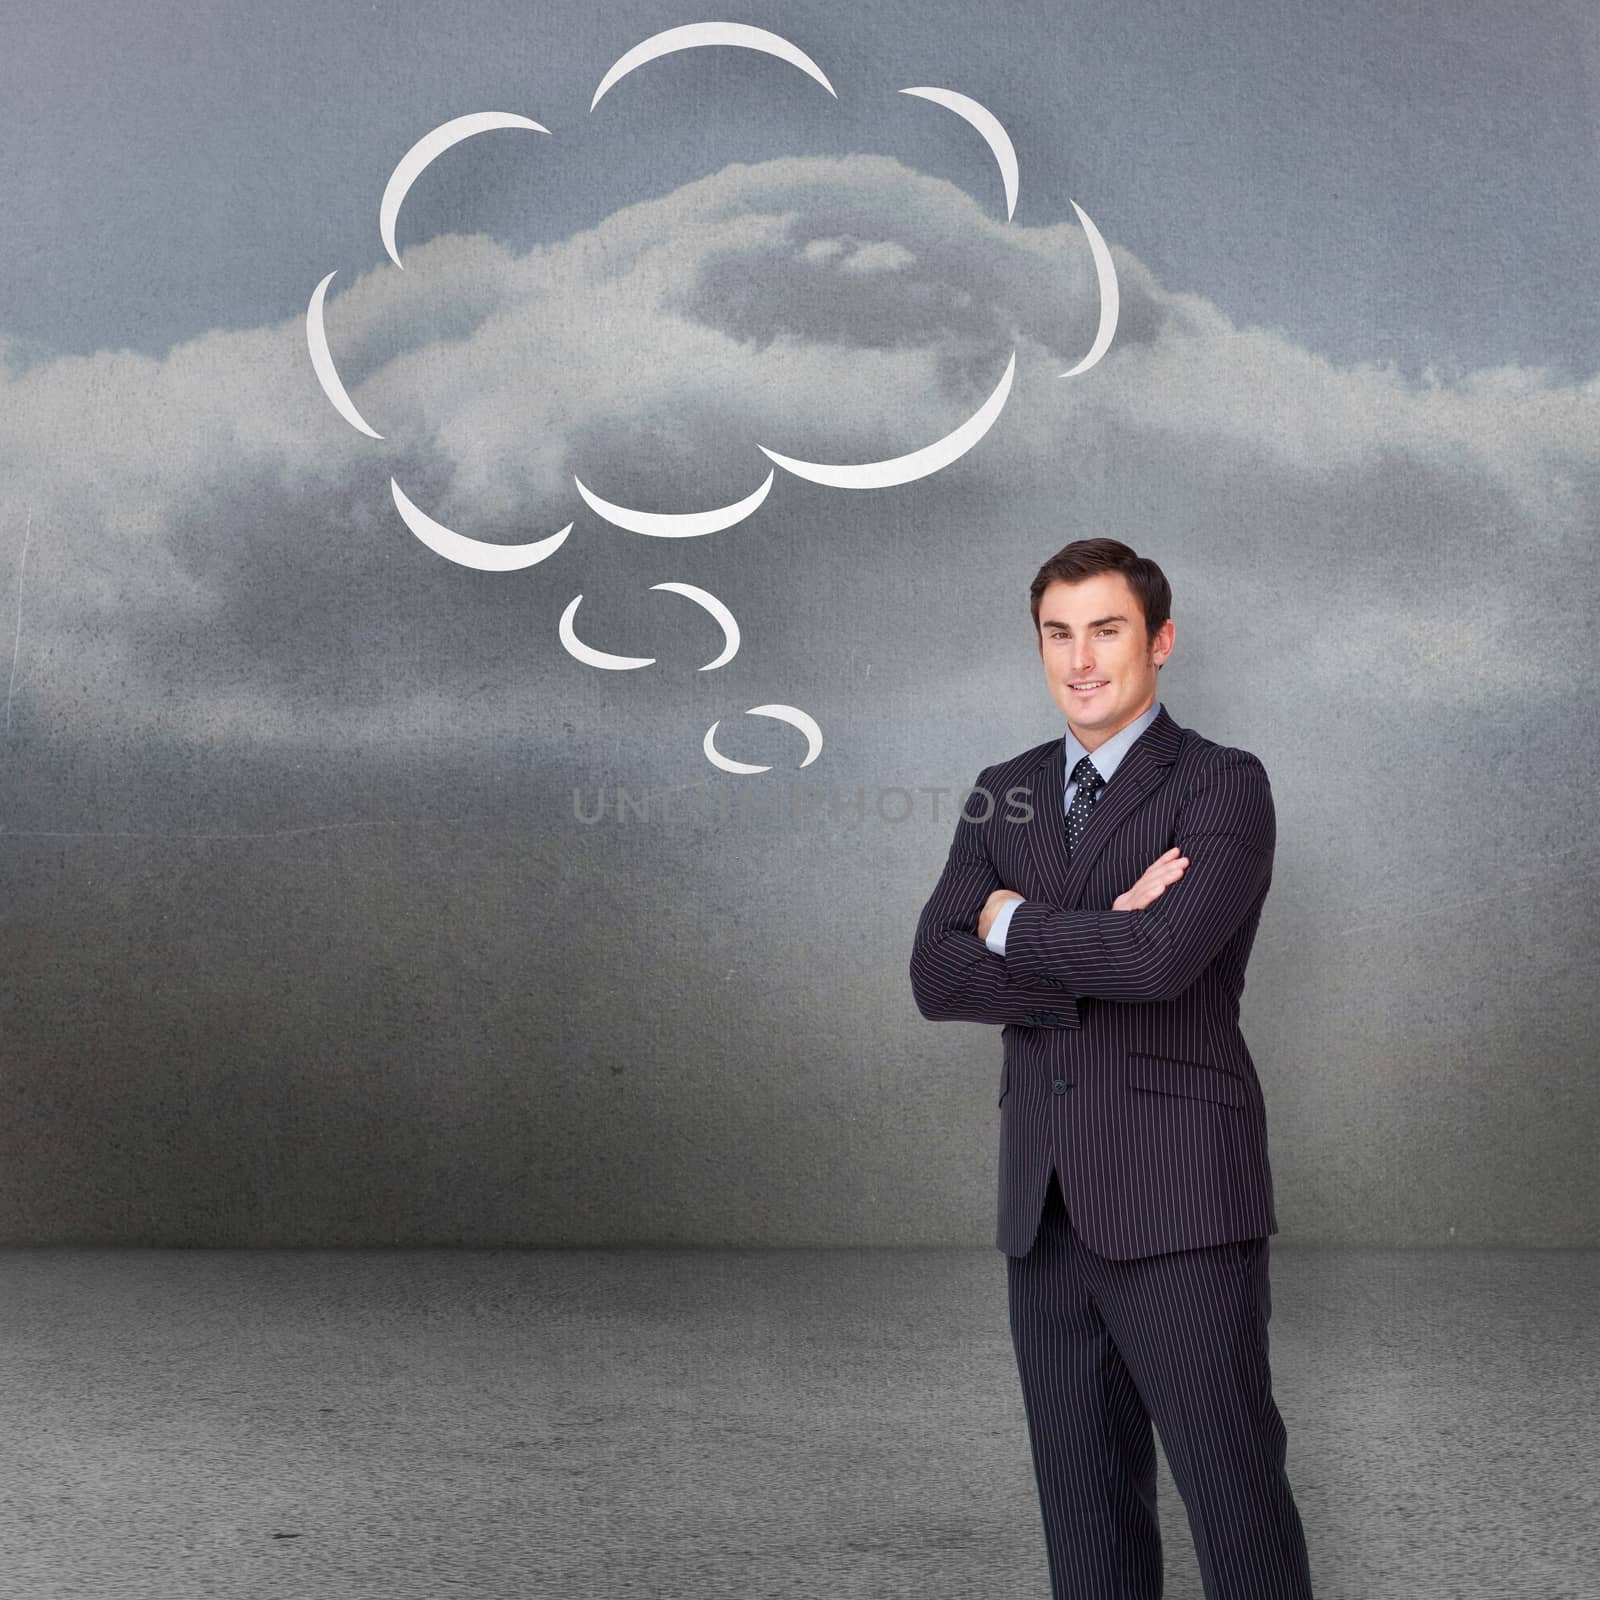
[559,583,740,672]
[572,470,774,538]
[897,86,1019,220]
[589,22,838,112]
[392,476,573,571]
[758,351,1017,488]
[305,271,382,440]
[1060,202,1119,378]
[303,21,1121,771]
[379,112,551,272]
[704,704,824,773]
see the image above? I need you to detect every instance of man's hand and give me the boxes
[977,888,1024,941]
[1112,847,1189,911]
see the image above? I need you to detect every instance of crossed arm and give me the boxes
[908,754,1275,1021]
[907,776,1082,1026]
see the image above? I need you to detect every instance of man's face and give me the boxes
[1035,573,1172,748]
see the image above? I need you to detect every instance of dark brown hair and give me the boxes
[1029,538,1171,663]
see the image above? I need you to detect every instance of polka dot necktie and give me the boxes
[1064,754,1103,862]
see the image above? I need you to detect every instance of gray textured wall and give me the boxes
[2,0,1595,1245]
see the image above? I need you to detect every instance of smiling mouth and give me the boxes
[1068,681,1108,694]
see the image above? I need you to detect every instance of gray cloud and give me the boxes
[0,152,1594,754]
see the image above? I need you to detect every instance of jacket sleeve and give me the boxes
[1000,753,1275,1003]
[909,769,1082,1028]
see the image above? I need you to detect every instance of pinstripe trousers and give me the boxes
[1007,1170,1315,1599]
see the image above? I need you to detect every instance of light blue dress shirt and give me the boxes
[984,698,1163,956]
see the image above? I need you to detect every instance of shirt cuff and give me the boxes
[985,895,1024,956]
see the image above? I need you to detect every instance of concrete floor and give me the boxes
[1,1245,1595,1599]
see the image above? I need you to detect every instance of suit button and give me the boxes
[1052,1079,1068,1094]
[1023,1012,1039,1025]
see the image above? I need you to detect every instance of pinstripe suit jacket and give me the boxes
[909,704,1280,1259]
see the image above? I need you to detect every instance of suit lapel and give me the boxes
[1023,704,1185,910]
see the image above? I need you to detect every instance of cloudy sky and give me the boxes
[1,0,1595,1243]
[5,0,1599,373]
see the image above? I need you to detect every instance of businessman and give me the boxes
[909,539,1314,1598]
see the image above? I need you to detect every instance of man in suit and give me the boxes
[909,539,1315,1598]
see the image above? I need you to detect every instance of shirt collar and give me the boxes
[1064,698,1162,788]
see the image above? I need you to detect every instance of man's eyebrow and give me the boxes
[1040,613,1129,630]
